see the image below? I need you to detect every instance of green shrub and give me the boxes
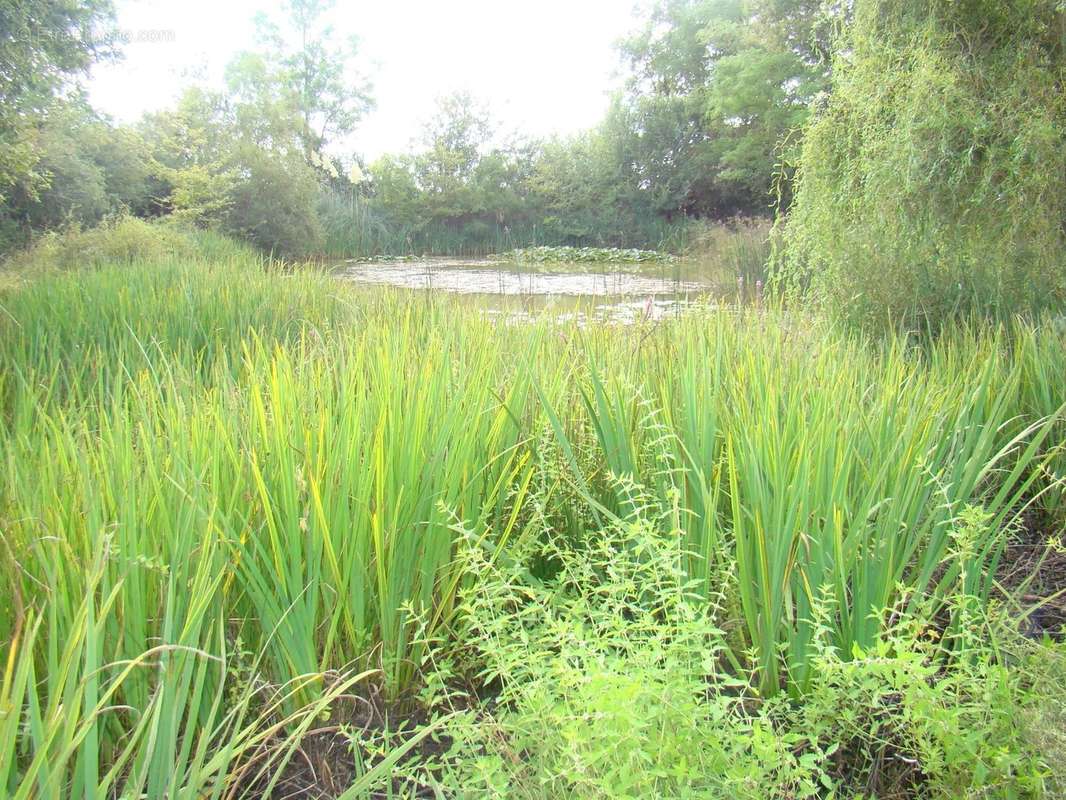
[1,217,192,273]
[421,505,1059,798]
[779,0,1066,332]
[0,216,259,275]
[430,510,827,799]
[222,148,324,257]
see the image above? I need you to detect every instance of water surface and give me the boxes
[339,257,728,322]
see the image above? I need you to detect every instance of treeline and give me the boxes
[3,0,1062,330]
[0,0,831,257]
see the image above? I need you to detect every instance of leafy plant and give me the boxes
[778,0,1066,332]
[504,245,678,264]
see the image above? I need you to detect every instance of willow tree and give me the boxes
[779,0,1066,332]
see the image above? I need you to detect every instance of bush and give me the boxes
[1,217,192,273]
[419,503,1061,798]
[0,103,155,254]
[778,0,1066,333]
[0,216,258,275]
[222,148,324,257]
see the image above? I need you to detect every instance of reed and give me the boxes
[1,246,1062,793]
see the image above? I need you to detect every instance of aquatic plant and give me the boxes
[1,241,1064,795]
[503,245,678,264]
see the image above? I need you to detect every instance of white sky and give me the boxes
[88,0,642,160]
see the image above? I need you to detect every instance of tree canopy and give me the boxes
[0,0,117,205]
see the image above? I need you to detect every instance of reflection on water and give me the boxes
[340,258,725,323]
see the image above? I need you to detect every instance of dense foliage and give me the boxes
[779,0,1066,331]
[0,0,117,203]
[0,0,834,257]
[1,0,1066,795]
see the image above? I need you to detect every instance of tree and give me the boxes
[251,0,373,156]
[617,0,831,218]
[527,129,637,244]
[222,52,305,155]
[225,144,324,256]
[140,86,323,255]
[0,0,117,204]
[779,0,1066,331]
[140,88,237,224]
[413,92,497,222]
[616,1,723,217]
[701,2,830,207]
[0,97,152,247]
[367,153,422,232]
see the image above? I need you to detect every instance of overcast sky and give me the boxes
[88,0,642,159]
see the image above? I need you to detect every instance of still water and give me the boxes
[340,258,731,322]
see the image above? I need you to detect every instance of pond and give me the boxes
[339,258,737,322]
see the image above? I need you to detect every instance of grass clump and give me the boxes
[682,217,772,284]
[0,216,256,275]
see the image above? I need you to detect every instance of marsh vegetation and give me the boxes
[1,0,1065,798]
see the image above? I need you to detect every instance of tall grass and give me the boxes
[537,315,1063,695]
[682,217,773,285]
[0,258,535,795]
[1,240,1063,793]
